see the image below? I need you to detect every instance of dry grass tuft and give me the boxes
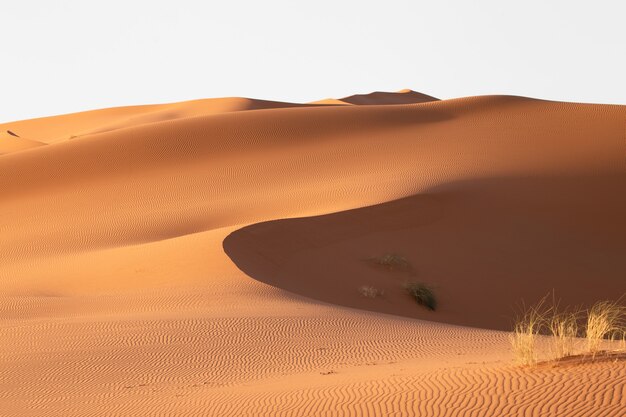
[511,294,626,366]
[358,285,384,298]
[548,310,579,359]
[585,300,625,356]
[368,254,413,273]
[511,298,548,366]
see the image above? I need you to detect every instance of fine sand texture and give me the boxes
[0,90,625,416]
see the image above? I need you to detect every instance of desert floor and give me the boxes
[1,90,624,416]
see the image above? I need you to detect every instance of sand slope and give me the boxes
[0,130,45,155]
[0,96,315,145]
[0,91,624,416]
[224,174,626,330]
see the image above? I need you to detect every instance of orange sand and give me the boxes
[0,90,624,416]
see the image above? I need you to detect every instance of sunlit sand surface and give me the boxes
[1,90,624,416]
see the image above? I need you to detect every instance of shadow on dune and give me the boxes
[339,90,439,105]
[223,173,626,330]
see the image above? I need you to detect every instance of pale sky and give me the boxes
[2,0,625,123]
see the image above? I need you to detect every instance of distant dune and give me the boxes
[0,91,624,416]
[339,88,439,105]
[0,97,315,144]
[311,88,438,105]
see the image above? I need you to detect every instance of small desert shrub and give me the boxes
[404,282,436,311]
[368,253,412,272]
[358,285,384,298]
[585,300,625,356]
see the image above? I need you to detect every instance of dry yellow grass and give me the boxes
[548,310,579,359]
[511,298,548,366]
[512,296,626,366]
[585,300,625,356]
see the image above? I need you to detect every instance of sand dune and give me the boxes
[339,88,439,105]
[1,90,433,146]
[0,91,624,416]
[0,97,315,145]
[0,131,45,155]
[224,174,626,330]
[312,88,438,106]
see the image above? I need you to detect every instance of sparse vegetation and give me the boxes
[404,282,436,311]
[368,253,413,273]
[548,309,579,360]
[511,297,547,366]
[358,285,384,298]
[585,300,625,356]
[510,295,625,366]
